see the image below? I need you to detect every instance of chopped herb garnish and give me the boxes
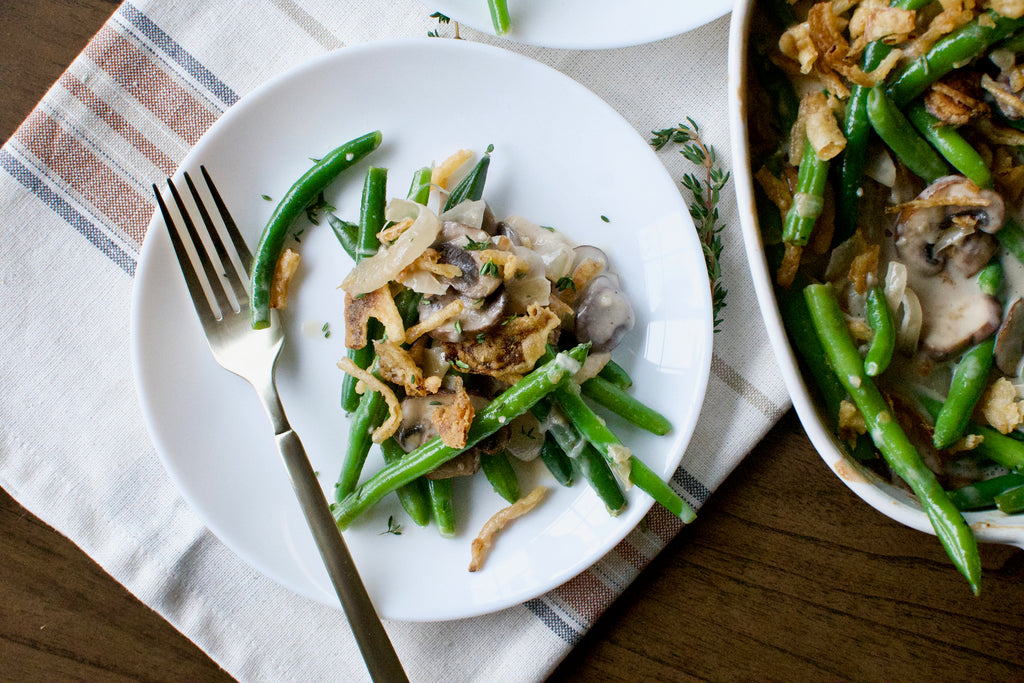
[430,11,450,23]
[453,319,463,335]
[429,400,443,406]
[521,426,536,439]
[476,333,486,343]
[321,322,331,338]
[480,259,499,277]
[650,118,729,332]
[463,236,491,251]
[540,225,556,232]
[600,215,610,223]
[261,194,272,201]
[292,229,304,242]
[379,515,403,535]
[556,276,576,292]
[453,358,470,370]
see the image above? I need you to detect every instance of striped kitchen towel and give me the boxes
[0,1,790,681]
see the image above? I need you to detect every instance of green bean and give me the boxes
[919,394,1024,472]
[888,12,1024,106]
[580,376,671,435]
[379,438,432,527]
[341,167,389,413]
[948,473,1024,511]
[336,377,388,498]
[906,102,993,189]
[750,36,800,140]
[781,138,830,247]
[481,451,521,503]
[864,285,895,377]
[550,381,695,523]
[995,485,1024,514]
[444,148,491,211]
[773,271,877,461]
[487,0,511,35]
[427,478,456,537]
[836,0,935,242]
[333,344,590,528]
[250,131,381,329]
[803,283,980,594]
[866,86,951,183]
[532,399,625,513]
[597,359,633,390]
[994,29,1024,53]
[995,217,1024,266]
[407,166,432,205]
[977,261,1003,298]
[933,338,996,450]
[327,213,358,260]
[537,431,574,487]
[394,288,423,328]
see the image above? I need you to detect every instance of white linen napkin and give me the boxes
[0,1,790,680]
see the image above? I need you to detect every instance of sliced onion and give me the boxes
[932,223,975,256]
[865,148,897,188]
[502,215,575,281]
[883,260,907,311]
[439,199,486,229]
[896,286,923,354]
[341,200,441,295]
[792,192,824,219]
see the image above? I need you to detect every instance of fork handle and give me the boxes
[275,429,409,682]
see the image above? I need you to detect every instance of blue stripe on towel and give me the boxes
[1,149,136,276]
[524,598,581,646]
[120,3,240,108]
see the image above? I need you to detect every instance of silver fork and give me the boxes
[153,168,407,683]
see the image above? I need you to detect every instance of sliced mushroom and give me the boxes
[574,273,635,353]
[893,176,1007,358]
[995,298,1024,375]
[895,176,1005,279]
[394,393,495,479]
[438,237,503,299]
[419,289,508,342]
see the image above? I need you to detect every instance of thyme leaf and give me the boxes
[650,118,729,332]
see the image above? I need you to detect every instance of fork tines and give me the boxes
[153,168,252,322]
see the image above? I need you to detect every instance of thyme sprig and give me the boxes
[651,118,728,331]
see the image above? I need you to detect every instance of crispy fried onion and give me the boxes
[476,248,530,281]
[468,486,548,572]
[337,357,402,443]
[887,192,990,214]
[981,74,1024,119]
[270,248,301,309]
[432,149,473,190]
[377,218,414,244]
[849,242,880,294]
[981,377,1024,434]
[405,299,464,344]
[401,247,463,280]
[838,399,868,442]
[987,0,1024,20]
[442,304,560,383]
[883,261,923,353]
[777,243,803,289]
[342,199,441,295]
[793,91,848,162]
[849,1,916,48]
[431,375,474,448]
[374,339,443,397]
[906,5,974,60]
[344,286,406,349]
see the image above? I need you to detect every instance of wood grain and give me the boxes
[2,2,1023,681]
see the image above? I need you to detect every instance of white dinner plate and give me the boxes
[131,38,712,621]
[427,0,733,49]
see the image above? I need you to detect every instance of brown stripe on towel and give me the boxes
[711,353,785,422]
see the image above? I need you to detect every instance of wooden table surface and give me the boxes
[3,2,1023,681]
